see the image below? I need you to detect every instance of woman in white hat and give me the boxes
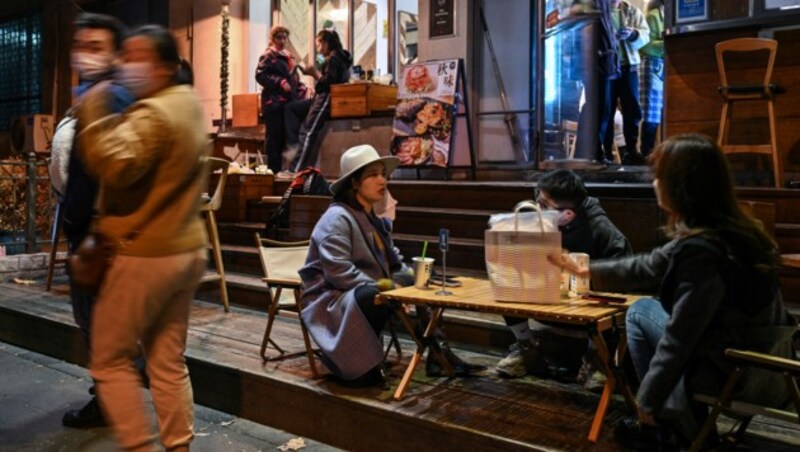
[298,145,479,386]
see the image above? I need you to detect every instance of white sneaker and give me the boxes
[275,170,295,180]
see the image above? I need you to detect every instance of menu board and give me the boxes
[391,60,459,168]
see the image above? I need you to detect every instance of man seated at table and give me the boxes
[496,169,633,386]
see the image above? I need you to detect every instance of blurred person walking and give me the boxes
[74,25,208,451]
[56,12,135,430]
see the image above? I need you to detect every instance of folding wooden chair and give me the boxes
[200,157,230,312]
[254,232,319,377]
[690,347,800,452]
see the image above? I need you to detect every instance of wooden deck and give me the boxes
[1,281,798,451]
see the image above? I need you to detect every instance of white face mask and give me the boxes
[71,52,114,81]
[556,209,576,227]
[117,62,154,98]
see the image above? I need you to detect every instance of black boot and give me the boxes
[425,339,486,377]
[415,305,485,377]
[62,396,107,429]
[614,416,678,451]
[334,365,387,389]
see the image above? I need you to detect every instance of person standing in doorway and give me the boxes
[75,25,208,451]
[603,0,649,165]
[638,0,665,158]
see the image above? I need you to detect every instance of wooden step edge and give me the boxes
[396,206,502,217]
[393,233,484,246]
[776,223,800,235]
[218,244,259,254]
[216,221,265,230]
[721,144,774,155]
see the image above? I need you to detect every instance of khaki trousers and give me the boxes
[90,248,206,451]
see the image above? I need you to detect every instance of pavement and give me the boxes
[0,341,339,452]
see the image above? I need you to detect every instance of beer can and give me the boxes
[569,252,590,294]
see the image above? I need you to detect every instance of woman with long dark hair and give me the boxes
[281,29,352,177]
[554,134,797,449]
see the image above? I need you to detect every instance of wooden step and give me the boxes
[393,233,486,271]
[0,282,648,451]
[6,282,799,450]
[394,206,498,240]
[217,221,264,247]
[776,223,800,254]
[196,269,514,351]
[391,181,536,211]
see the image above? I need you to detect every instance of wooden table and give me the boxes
[376,277,639,443]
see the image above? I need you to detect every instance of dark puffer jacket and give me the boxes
[561,196,632,260]
[314,49,353,94]
[255,48,306,112]
[638,235,797,416]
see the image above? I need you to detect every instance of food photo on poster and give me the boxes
[391,60,458,168]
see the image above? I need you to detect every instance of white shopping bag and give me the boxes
[485,201,562,303]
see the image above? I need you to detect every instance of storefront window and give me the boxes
[353,0,390,77]
[476,0,535,164]
[316,0,349,39]
[278,0,311,68]
[0,12,41,132]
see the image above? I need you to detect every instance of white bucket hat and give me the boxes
[329,145,399,195]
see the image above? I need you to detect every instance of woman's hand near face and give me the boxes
[280,79,291,92]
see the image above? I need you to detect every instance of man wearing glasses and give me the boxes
[496,170,632,387]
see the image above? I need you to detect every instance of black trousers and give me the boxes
[263,108,286,173]
[284,94,331,172]
[603,65,642,157]
[355,285,390,337]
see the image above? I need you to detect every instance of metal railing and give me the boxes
[0,153,56,254]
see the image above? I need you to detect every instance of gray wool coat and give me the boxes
[299,203,399,380]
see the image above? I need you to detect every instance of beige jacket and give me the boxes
[77,84,209,256]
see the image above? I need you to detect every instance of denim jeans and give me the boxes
[625,297,668,382]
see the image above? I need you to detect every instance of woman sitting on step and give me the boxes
[298,145,482,387]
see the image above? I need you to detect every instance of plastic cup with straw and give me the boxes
[413,241,434,289]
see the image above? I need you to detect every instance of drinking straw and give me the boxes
[421,241,429,259]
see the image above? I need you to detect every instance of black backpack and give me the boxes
[266,167,330,236]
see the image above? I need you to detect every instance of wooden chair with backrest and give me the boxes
[254,232,319,377]
[690,343,800,452]
[200,157,231,312]
[715,38,782,187]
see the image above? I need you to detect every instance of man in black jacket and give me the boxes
[496,170,633,381]
[281,29,352,177]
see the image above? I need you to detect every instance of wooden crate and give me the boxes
[331,83,369,118]
[330,83,398,118]
[367,84,398,113]
[232,93,260,127]
[210,173,274,222]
